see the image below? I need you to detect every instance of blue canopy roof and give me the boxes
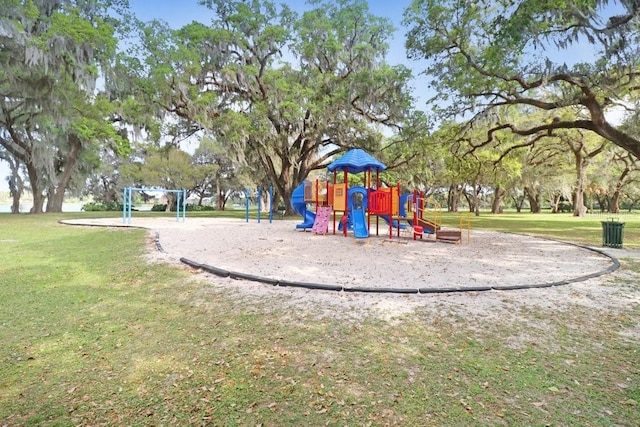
[326,149,387,174]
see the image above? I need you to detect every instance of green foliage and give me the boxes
[46,8,116,55]
[187,204,216,211]
[69,94,130,156]
[81,201,123,211]
[149,203,214,212]
[125,148,196,191]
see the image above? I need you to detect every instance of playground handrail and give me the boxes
[419,197,442,227]
[415,196,471,244]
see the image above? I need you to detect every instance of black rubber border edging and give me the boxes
[229,270,278,285]
[179,235,620,294]
[279,280,342,291]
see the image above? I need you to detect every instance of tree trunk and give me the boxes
[524,186,541,213]
[610,190,621,213]
[7,157,24,214]
[532,195,541,213]
[512,192,525,213]
[221,190,231,210]
[165,193,176,212]
[216,177,224,210]
[610,174,626,214]
[272,161,297,216]
[25,162,45,214]
[47,190,62,212]
[491,187,506,214]
[448,184,461,212]
[45,185,56,212]
[551,194,561,213]
[573,152,587,217]
[595,194,607,212]
[47,135,82,212]
[105,178,118,203]
[10,191,20,213]
[473,181,481,216]
[461,191,472,213]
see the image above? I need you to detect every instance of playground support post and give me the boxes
[122,187,186,224]
[258,187,262,223]
[245,189,249,223]
[268,186,274,223]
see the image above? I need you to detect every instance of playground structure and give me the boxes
[122,187,187,224]
[290,149,470,243]
[409,192,471,243]
[244,186,276,223]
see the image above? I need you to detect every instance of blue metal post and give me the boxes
[122,187,127,224]
[269,186,273,223]
[245,188,250,222]
[127,187,133,224]
[257,187,262,223]
[183,189,187,222]
[175,190,180,222]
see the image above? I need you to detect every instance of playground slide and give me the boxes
[291,183,316,229]
[399,193,412,217]
[376,193,414,230]
[378,214,410,230]
[351,208,369,238]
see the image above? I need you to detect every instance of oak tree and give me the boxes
[404,0,640,158]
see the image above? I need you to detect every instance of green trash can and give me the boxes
[601,220,625,248]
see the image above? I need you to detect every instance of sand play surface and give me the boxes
[62,216,640,321]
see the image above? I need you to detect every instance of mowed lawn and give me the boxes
[1,211,639,426]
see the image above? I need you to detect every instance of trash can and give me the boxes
[601,220,625,248]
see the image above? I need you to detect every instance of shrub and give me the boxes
[187,204,216,211]
[82,201,124,211]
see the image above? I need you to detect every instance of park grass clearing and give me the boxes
[466,211,640,249]
[1,212,639,426]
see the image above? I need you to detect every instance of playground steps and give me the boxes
[436,229,462,244]
[415,217,462,243]
[415,218,440,234]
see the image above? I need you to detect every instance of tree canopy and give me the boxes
[404,0,640,157]
[0,0,130,212]
[138,0,417,211]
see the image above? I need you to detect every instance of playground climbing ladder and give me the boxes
[311,206,333,235]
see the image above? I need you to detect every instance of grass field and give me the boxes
[1,211,639,426]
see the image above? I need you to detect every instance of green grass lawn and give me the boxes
[1,211,639,426]
[465,211,640,248]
